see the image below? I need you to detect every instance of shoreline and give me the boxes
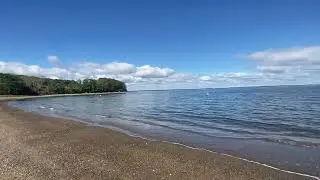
[0,92,125,101]
[1,100,319,179]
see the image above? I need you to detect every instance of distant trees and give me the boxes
[0,73,127,95]
[0,73,36,95]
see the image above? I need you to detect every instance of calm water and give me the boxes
[9,85,320,176]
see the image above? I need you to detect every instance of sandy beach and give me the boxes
[0,101,317,180]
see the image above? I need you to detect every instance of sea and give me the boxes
[9,85,320,177]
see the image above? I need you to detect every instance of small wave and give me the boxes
[96,114,107,118]
[39,106,46,109]
[262,138,320,148]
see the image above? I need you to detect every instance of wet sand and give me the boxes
[0,102,317,180]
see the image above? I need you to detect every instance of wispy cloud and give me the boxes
[248,46,320,74]
[47,56,61,67]
[248,46,320,63]
[135,65,175,78]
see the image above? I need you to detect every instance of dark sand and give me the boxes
[0,102,317,180]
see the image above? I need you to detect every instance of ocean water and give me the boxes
[9,85,320,176]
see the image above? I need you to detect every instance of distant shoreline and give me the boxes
[0,91,125,101]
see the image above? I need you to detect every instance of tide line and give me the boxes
[127,133,320,180]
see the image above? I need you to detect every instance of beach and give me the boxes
[0,101,317,180]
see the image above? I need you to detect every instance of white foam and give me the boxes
[168,142,320,180]
[124,133,320,180]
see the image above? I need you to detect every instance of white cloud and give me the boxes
[199,75,212,81]
[248,46,320,74]
[256,66,287,74]
[117,75,144,83]
[47,56,61,67]
[135,65,175,78]
[0,61,41,76]
[199,72,262,84]
[76,62,136,75]
[105,62,136,74]
[248,46,320,63]
[167,73,196,83]
[1,49,320,91]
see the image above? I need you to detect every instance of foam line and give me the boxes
[126,134,320,180]
[168,141,320,180]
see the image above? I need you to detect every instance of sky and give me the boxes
[1,0,320,90]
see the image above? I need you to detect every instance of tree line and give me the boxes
[0,73,127,95]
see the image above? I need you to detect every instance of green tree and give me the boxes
[0,73,127,95]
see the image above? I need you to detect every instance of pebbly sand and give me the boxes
[0,101,318,180]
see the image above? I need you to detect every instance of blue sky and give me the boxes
[1,0,320,90]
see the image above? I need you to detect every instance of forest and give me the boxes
[0,73,127,95]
